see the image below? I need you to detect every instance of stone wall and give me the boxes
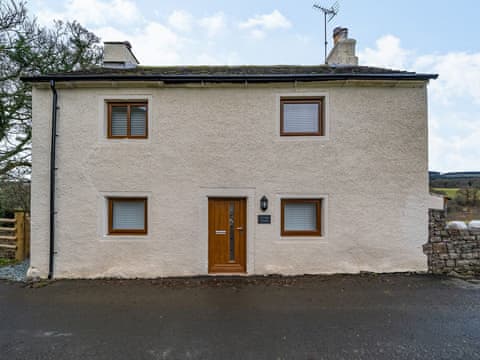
[424,209,480,275]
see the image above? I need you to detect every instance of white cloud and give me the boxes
[240,10,291,30]
[429,113,480,172]
[358,35,411,69]
[359,34,480,171]
[239,10,291,39]
[195,53,220,65]
[198,12,226,37]
[168,10,193,32]
[415,52,480,105]
[250,29,266,40]
[36,0,141,27]
[96,22,184,65]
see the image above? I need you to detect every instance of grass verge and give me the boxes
[0,258,17,267]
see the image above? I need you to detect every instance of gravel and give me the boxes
[0,259,29,282]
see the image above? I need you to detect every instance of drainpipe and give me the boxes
[49,80,58,279]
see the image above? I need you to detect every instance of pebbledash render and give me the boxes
[25,29,443,279]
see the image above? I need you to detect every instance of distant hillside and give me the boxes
[430,171,480,188]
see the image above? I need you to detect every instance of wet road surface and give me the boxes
[0,274,479,359]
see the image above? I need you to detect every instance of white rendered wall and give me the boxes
[29,82,441,278]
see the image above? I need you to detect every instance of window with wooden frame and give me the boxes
[280,97,324,136]
[107,102,148,138]
[107,197,148,235]
[281,199,322,236]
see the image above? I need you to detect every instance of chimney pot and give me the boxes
[333,27,348,45]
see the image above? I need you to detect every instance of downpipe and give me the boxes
[48,80,58,279]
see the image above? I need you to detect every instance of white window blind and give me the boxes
[110,106,128,136]
[112,200,145,230]
[283,103,319,133]
[284,202,317,231]
[130,105,147,136]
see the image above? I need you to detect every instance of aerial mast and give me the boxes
[313,2,339,64]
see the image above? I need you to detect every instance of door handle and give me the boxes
[236,227,244,231]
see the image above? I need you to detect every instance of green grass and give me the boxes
[432,188,460,198]
[432,188,480,199]
[0,258,16,267]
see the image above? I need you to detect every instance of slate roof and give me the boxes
[22,65,438,83]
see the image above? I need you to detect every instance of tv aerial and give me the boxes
[313,1,339,64]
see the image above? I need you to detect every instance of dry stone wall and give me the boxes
[424,209,480,275]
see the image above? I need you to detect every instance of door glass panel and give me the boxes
[229,202,235,261]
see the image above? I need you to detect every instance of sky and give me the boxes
[28,0,480,172]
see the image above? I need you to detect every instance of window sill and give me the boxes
[100,235,151,242]
[275,136,329,142]
[275,237,327,244]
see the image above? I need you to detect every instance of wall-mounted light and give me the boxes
[260,195,268,212]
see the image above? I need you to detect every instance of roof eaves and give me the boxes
[22,72,438,83]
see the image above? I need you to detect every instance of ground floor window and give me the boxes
[281,198,322,236]
[107,197,148,235]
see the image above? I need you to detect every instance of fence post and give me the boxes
[25,212,30,258]
[14,210,25,261]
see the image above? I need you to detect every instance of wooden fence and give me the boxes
[0,211,30,261]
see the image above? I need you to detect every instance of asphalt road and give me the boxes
[0,274,479,360]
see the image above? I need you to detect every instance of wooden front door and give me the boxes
[208,198,247,273]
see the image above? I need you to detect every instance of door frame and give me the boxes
[200,188,256,275]
[208,197,247,274]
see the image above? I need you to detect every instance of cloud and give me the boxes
[358,35,411,69]
[239,10,291,39]
[414,52,480,106]
[429,113,480,172]
[240,10,291,30]
[95,22,184,65]
[36,0,141,27]
[168,10,193,32]
[250,29,266,40]
[359,34,480,171]
[198,12,226,37]
[32,1,240,65]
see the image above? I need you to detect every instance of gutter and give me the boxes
[48,80,58,279]
[22,72,438,83]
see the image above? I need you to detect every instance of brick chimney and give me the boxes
[103,41,139,69]
[326,27,358,66]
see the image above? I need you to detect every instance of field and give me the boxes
[431,188,480,199]
[431,187,480,221]
[432,188,459,198]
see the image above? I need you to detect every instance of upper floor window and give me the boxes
[280,97,324,136]
[107,101,148,139]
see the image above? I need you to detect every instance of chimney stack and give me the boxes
[103,41,139,69]
[326,27,358,66]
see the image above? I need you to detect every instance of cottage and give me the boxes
[24,29,443,278]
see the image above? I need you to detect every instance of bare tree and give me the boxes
[0,0,103,179]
